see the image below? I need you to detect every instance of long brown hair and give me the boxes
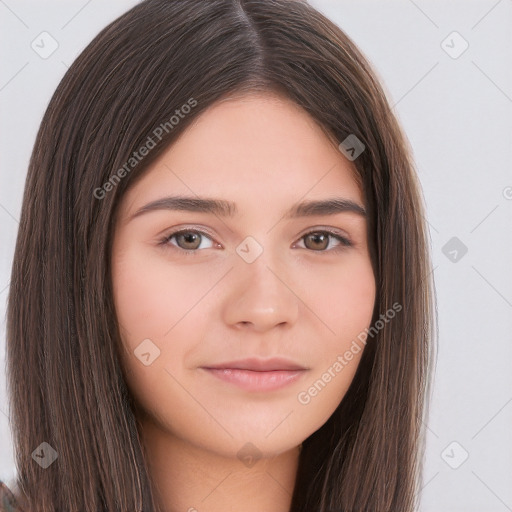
[6,0,436,510]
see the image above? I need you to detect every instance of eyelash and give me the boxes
[157,228,353,256]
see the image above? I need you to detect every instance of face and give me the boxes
[111,92,376,460]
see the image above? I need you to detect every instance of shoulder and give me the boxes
[0,481,24,512]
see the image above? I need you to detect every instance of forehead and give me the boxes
[119,92,364,216]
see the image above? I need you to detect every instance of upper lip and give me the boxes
[202,357,307,372]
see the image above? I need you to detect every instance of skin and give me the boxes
[111,92,376,512]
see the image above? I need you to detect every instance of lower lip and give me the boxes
[201,368,307,392]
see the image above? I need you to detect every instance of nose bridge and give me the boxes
[222,240,299,330]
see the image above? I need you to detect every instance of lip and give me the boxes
[200,357,309,392]
[202,357,308,372]
[201,368,307,392]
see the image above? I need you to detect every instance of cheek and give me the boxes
[309,254,376,344]
[110,245,218,397]
[290,255,375,423]
[111,248,195,419]
[304,257,375,382]
[112,247,205,345]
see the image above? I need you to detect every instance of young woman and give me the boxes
[2,0,436,510]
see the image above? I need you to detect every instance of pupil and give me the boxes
[181,233,199,248]
[309,233,327,250]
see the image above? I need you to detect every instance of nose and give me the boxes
[221,252,300,333]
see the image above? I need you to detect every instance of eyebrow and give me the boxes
[128,195,366,222]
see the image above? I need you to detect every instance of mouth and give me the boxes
[200,357,309,392]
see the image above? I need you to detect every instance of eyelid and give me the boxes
[158,226,219,250]
[158,224,218,242]
[296,225,352,243]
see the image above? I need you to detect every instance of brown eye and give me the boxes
[175,231,202,250]
[161,229,215,252]
[298,230,352,252]
[304,232,329,251]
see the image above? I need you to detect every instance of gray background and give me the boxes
[1,1,511,510]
